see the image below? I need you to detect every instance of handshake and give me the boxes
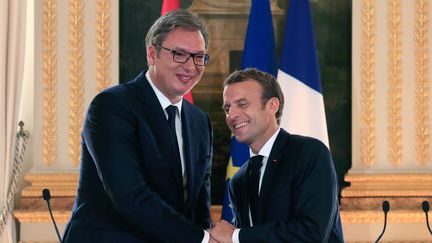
[208,220,236,243]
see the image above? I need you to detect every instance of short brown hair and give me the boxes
[224,68,284,124]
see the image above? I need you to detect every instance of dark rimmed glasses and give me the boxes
[153,44,210,66]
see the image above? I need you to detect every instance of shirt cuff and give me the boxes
[202,230,210,243]
[232,228,240,243]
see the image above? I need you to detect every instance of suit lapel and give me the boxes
[256,130,288,224]
[136,74,184,194]
[181,102,196,208]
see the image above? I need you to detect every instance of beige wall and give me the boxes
[11,0,432,242]
[15,0,119,242]
[342,0,432,242]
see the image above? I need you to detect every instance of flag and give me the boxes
[277,0,329,148]
[221,0,276,222]
[160,0,194,103]
[161,0,179,15]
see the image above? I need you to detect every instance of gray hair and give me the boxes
[145,9,209,50]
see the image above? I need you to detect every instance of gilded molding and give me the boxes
[414,0,430,166]
[69,0,85,166]
[96,0,112,92]
[345,173,432,182]
[360,0,376,167]
[341,210,424,224]
[14,209,427,224]
[24,173,79,183]
[342,189,432,197]
[387,0,403,167]
[342,173,432,197]
[21,173,78,197]
[42,0,57,166]
[22,188,77,197]
[189,0,283,15]
[19,241,57,243]
[14,210,71,223]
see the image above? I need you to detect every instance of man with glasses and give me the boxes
[63,10,213,243]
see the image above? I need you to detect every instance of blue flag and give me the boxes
[221,0,276,222]
[277,0,329,148]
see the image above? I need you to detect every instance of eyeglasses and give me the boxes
[153,44,209,66]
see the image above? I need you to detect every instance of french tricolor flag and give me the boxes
[277,0,329,148]
[221,0,276,222]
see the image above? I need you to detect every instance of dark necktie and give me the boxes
[248,155,263,225]
[166,105,188,202]
[166,105,182,181]
[166,105,179,149]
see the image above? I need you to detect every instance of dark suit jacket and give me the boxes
[229,129,344,242]
[63,71,213,243]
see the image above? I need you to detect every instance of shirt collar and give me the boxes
[146,71,183,113]
[250,128,281,158]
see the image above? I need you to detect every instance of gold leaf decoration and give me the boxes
[341,210,425,224]
[96,0,112,92]
[360,0,376,167]
[342,173,432,197]
[387,0,403,166]
[414,0,430,165]
[42,0,57,166]
[69,0,85,166]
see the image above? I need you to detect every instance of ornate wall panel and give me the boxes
[351,0,431,172]
[387,0,403,167]
[41,0,57,166]
[360,0,376,167]
[96,0,112,92]
[414,0,430,166]
[34,0,118,169]
[68,0,85,166]
[346,0,432,241]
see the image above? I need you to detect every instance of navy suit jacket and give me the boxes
[63,71,213,243]
[229,129,344,242]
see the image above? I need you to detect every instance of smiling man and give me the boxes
[63,10,213,243]
[211,68,344,243]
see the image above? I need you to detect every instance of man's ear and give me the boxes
[147,45,157,65]
[267,97,280,115]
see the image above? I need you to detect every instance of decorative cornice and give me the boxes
[387,0,403,167]
[345,173,432,182]
[188,0,283,15]
[14,210,71,223]
[21,173,78,197]
[342,173,432,197]
[24,173,79,183]
[340,210,424,224]
[414,0,430,166]
[69,0,85,166]
[13,209,427,224]
[42,0,57,166]
[360,0,376,167]
[96,0,112,92]
[342,189,432,197]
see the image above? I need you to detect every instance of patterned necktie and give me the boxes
[248,155,263,225]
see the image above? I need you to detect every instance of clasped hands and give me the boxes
[208,220,235,243]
